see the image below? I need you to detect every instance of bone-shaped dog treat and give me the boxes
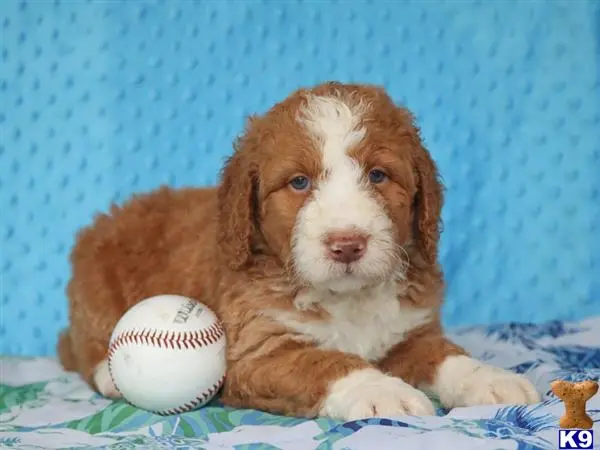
[551,379,598,429]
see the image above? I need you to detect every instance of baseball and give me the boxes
[107,294,227,415]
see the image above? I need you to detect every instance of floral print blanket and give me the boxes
[1,316,599,449]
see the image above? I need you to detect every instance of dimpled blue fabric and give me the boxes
[1,0,599,356]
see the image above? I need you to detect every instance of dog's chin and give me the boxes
[318,275,370,294]
[306,261,394,295]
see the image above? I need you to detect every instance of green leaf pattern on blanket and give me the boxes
[0,383,47,414]
[61,401,154,434]
[1,316,599,449]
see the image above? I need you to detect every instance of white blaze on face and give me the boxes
[292,95,397,293]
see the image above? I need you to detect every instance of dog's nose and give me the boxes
[325,231,368,264]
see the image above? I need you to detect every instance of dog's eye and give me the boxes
[289,175,311,191]
[368,169,388,184]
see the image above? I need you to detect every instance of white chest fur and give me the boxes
[272,281,432,362]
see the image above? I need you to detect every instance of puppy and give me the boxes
[58,82,540,420]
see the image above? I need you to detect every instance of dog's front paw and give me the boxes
[93,359,122,399]
[320,368,436,421]
[433,355,540,408]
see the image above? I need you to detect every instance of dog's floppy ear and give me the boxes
[399,111,444,266]
[217,120,259,271]
[413,142,443,265]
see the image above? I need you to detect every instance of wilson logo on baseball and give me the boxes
[107,294,227,415]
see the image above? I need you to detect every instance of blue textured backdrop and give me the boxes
[1,0,599,356]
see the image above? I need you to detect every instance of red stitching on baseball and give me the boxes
[151,375,226,416]
[107,357,124,397]
[107,321,226,413]
[107,321,225,359]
